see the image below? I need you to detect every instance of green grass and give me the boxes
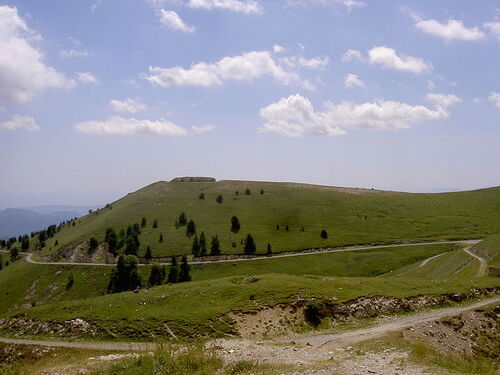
[8,272,499,340]
[31,180,500,258]
[473,235,500,267]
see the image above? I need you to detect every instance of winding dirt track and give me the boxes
[0,296,498,353]
[5,239,480,267]
[462,246,488,276]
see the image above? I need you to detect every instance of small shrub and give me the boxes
[304,303,323,327]
[321,229,328,239]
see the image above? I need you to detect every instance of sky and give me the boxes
[0,0,499,208]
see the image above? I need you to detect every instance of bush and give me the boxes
[304,303,323,327]
[216,194,223,204]
[321,229,328,239]
[66,272,74,290]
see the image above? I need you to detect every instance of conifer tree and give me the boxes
[167,256,178,283]
[231,216,240,233]
[159,232,164,243]
[148,263,165,286]
[216,194,223,204]
[145,246,153,263]
[192,235,200,256]
[199,192,205,200]
[199,232,207,256]
[152,219,158,228]
[179,256,191,282]
[178,212,187,226]
[88,237,99,254]
[210,235,220,255]
[244,234,256,255]
[141,217,147,227]
[0,254,3,270]
[266,243,272,255]
[321,229,328,239]
[245,188,251,195]
[186,220,196,237]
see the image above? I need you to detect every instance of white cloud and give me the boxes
[415,19,486,42]
[0,5,72,103]
[158,9,195,32]
[488,91,500,108]
[281,56,329,70]
[273,44,286,53]
[368,46,432,74]
[145,49,304,88]
[484,22,500,41]
[427,80,436,91]
[425,93,462,108]
[0,114,40,131]
[187,0,263,14]
[59,49,90,58]
[344,73,364,88]
[341,49,363,63]
[77,72,99,84]
[74,116,189,136]
[192,124,215,134]
[287,0,366,11]
[110,98,147,114]
[258,93,459,137]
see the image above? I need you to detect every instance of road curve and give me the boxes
[463,246,488,276]
[6,239,480,267]
[0,296,498,352]
[285,296,500,349]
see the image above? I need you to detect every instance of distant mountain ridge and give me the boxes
[0,205,99,239]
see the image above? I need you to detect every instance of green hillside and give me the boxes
[473,235,500,267]
[33,180,500,259]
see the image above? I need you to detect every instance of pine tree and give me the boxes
[266,243,272,255]
[178,212,187,226]
[105,228,118,255]
[107,255,142,293]
[321,229,328,239]
[148,263,165,286]
[216,194,223,204]
[199,232,207,256]
[210,235,220,255]
[245,188,251,195]
[260,189,264,195]
[66,272,74,290]
[145,246,153,263]
[124,233,139,256]
[186,220,196,237]
[167,256,178,283]
[21,237,29,251]
[9,247,19,262]
[230,216,240,233]
[285,225,289,232]
[0,254,3,270]
[199,192,205,200]
[244,234,256,255]
[88,237,99,255]
[159,233,164,243]
[179,256,191,282]
[141,217,147,227]
[152,219,158,228]
[192,235,200,256]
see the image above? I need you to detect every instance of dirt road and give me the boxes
[462,246,488,276]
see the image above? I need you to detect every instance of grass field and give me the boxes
[29,180,500,259]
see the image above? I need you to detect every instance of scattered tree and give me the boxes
[216,194,223,204]
[148,263,165,287]
[125,233,140,256]
[105,228,118,255]
[159,233,164,243]
[178,212,187,226]
[230,216,241,233]
[245,188,251,195]
[107,255,142,293]
[199,192,205,200]
[152,219,158,228]
[0,254,3,270]
[167,256,178,283]
[88,237,99,255]
[9,248,19,262]
[210,235,220,255]
[21,237,30,251]
[235,190,239,196]
[276,224,280,230]
[178,256,191,282]
[266,243,272,255]
[260,189,264,195]
[244,234,256,255]
[186,220,196,237]
[192,235,200,256]
[320,229,328,239]
[285,225,289,232]
[66,272,74,290]
[199,232,207,256]
[141,217,147,228]
[145,246,153,263]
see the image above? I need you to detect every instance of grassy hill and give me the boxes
[33,180,500,259]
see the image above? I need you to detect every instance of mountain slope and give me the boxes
[35,180,500,258]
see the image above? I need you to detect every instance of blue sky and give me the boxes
[0,0,499,208]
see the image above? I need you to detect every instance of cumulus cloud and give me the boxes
[415,18,486,42]
[192,124,215,134]
[258,93,459,137]
[484,22,500,41]
[273,44,286,53]
[187,0,263,14]
[368,46,432,74]
[145,49,318,88]
[281,56,329,70]
[0,114,40,131]
[74,116,189,136]
[158,9,195,32]
[341,49,363,63]
[488,91,500,108]
[425,93,462,108]
[109,98,147,114]
[59,49,90,58]
[344,73,364,88]
[77,72,99,84]
[0,5,72,103]
[287,0,366,11]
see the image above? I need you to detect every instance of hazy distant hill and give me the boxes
[0,205,98,239]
